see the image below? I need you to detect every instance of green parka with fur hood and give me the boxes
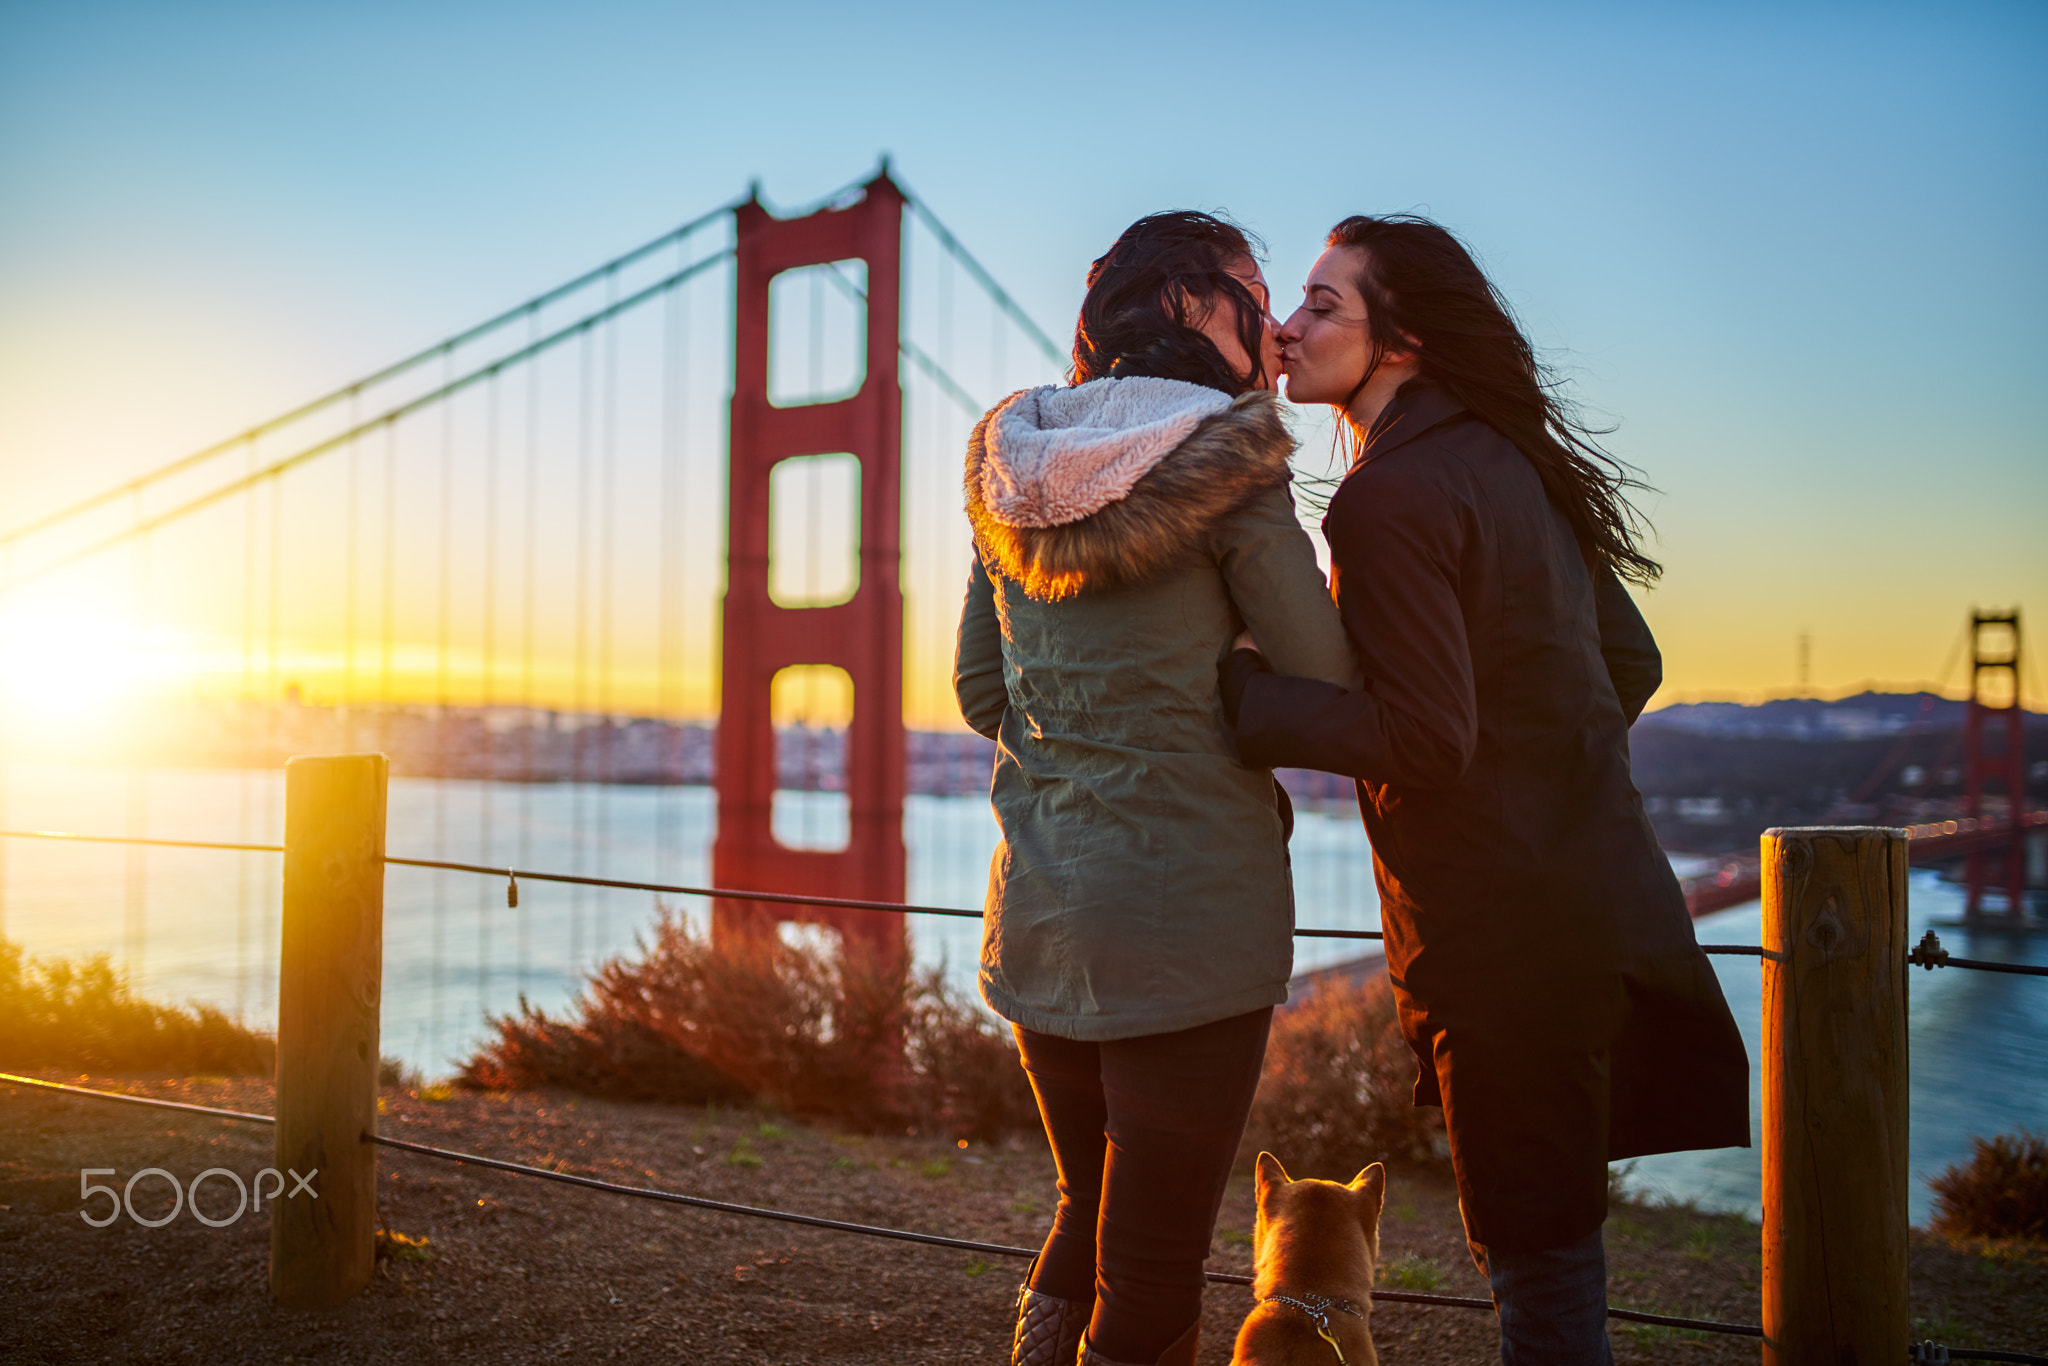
[954,376,1356,1041]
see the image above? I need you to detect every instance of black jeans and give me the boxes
[1014,1007,1273,1363]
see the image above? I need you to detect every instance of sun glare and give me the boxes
[0,605,164,738]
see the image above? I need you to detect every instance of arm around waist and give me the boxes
[1234,465,1477,788]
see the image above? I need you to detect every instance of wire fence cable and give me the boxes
[2,828,2044,971]
[4,1071,1798,1342]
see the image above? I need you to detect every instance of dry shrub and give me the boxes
[461,908,1038,1140]
[0,936,274,1075]
[1929,1131,2048,1242]
[1239,970,1445,1179]
[901,969,1042,1141]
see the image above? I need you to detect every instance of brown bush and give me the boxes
[461,908,1039,1140]
[900,965,1043,1141]
[1239,970,1445,1179]
[0,936,274,1076]
[1929,1131,2048,1242]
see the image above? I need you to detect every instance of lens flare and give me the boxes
[0,605,165,747]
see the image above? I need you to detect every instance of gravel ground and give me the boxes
[2,1072,2041,1364]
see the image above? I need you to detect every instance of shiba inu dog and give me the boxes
[1229,1153,1383,1366]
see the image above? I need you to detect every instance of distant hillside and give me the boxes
[1637,690,2036,740]
[1632,692,2047,853]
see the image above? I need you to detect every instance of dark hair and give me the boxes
[1070,211,1268,396]
[1329,214,1662,585]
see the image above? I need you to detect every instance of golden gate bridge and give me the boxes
[0,165,1088,1049]
[0,164,2036,1067]
[1677,610,2042,923]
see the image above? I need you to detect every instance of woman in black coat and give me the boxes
[1225,215,1749,1364]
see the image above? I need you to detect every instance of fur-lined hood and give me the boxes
[966,377,1293,601]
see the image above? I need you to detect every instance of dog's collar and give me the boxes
[1259,1290,1367,1364]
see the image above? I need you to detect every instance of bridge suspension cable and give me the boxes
[0,165,1079,1062]
[0,249,734,592]
[1,172,1062,594]
[898,181,1067,369]
[0,199,746,553]
[820,258,992,419]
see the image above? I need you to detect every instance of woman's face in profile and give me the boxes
[1193,256,1281,391]
[1277,247,1373,405]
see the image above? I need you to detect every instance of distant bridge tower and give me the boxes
[1963,608,2026,923]
[712,172,908,966]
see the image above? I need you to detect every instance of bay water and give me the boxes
[3,760,2041,1225]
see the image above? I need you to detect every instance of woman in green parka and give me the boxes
[953,213,1355,1366]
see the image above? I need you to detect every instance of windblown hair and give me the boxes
[1071,211,1269,396]
[1329,215,1662,585]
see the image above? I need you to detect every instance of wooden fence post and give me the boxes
[1761,825,1910,1362]
[273,754,387,1309]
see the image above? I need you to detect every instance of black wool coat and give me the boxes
[1235,383,1750,1252]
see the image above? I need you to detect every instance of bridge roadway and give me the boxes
[1679,810,2048,918]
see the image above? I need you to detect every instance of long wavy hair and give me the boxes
[1328,214,1662,585]
[1070,211,1269,396]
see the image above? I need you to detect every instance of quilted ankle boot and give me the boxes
[1010,1278,1089,1366]
[1077,1320,1198,1366]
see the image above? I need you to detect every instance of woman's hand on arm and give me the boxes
[953,551,1009,741]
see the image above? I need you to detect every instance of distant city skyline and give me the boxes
[2,1,2043,723]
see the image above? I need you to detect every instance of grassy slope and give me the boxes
[4,1073,2042,1364]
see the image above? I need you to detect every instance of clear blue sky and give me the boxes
[2,0,2043,704]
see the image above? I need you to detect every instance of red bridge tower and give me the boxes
[1963,608,2027,923]
[712,173,908,967]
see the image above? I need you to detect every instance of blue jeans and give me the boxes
[1472,1229,1614,1365]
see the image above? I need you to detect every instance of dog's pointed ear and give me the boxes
[1349,1162,1386,1220]
[1255,1152,1290,1201]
